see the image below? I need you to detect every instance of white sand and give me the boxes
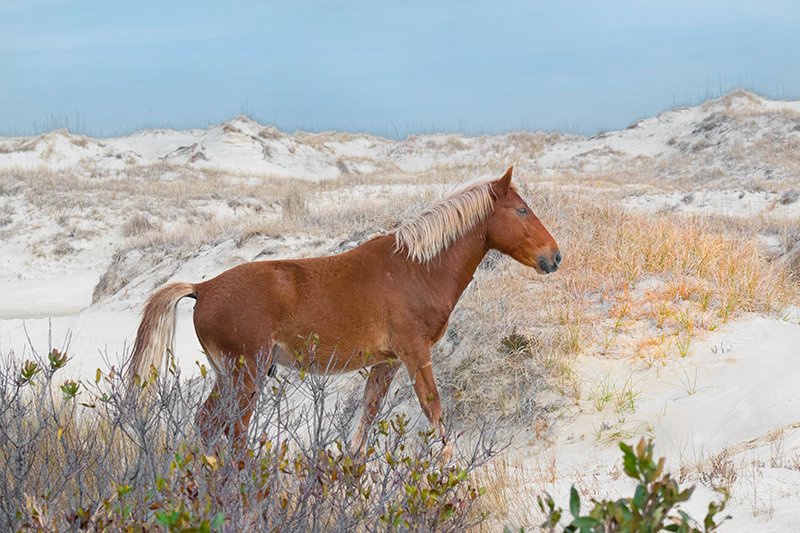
[533,311,800,530]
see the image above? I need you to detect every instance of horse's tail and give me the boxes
[128,282,196,387]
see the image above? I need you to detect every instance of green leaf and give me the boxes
[570,485,581,518]
[48,348,69,371]
[211,512,225,529]
[20,360,41,385]
[60,380,80,401]
[623,455,638,478]
[676,486,694,502]
[155,510,179,526]
[633,484,646,509]
[569,516,601,528]
[620,443,638,478]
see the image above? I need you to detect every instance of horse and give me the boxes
[127,166,561,458]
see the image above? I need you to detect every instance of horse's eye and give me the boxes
[516,207,528,215]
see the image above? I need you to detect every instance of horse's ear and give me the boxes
[492,166,513,196]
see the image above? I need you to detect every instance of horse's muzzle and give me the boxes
[538,251,561,274]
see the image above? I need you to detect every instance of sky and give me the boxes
[1,0,799,138]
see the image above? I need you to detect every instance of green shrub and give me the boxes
[526,438,730,533]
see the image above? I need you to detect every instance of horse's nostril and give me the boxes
[554,251,562,267]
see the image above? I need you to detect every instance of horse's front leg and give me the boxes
[405,349,452,462]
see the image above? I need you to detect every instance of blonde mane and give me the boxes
[392,178,501,263]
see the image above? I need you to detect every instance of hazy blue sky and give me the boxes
[2,0,799,137]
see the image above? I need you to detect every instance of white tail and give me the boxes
[128,282,196,385]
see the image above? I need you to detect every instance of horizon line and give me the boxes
[2,86,798,141]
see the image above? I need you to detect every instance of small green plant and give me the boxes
[602,308,629,354]
[675,333,692,358]
[533,438,730,532]
[60,380,80,401]
[500,333,534,356]
[48,348,69,373]
[587,375,615,412]
[614,378,639,415]
[18,360,41,385]
[677,366,698,396]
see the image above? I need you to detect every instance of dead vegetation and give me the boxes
[121,214,159,238]
[0,139,37,154]
[0,346,500,532]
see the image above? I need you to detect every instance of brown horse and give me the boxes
[128,167,560,456]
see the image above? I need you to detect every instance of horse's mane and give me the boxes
[392,177,509,263]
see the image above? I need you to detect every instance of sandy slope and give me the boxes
[531,310,800,530]
[1,90,799,530]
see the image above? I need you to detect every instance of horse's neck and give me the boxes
[421,223,489,309]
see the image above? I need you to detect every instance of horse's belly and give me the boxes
[271,337,389,374]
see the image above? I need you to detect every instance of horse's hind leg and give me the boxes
[350,360,400,455]
[196,379,223,446]
[196,350,269,451]
[228,352,266,450]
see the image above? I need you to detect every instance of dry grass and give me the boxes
[0,139,37,154]
[280,187,309,220]
[469,455,538,530]
[69,135,89,148]
[121,214,159,238]
[436,177,798,433]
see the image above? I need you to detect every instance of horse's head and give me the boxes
[486,167,561,274]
